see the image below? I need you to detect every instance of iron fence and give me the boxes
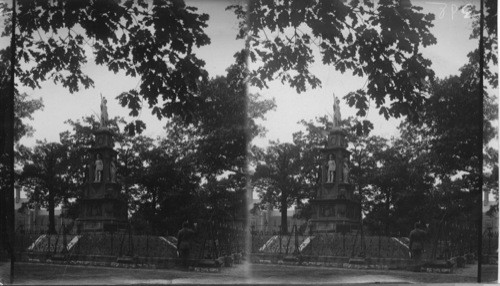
[251,223,478,261]
[251,228,409,259]
[12,220,246,261]
[10,221,482,262]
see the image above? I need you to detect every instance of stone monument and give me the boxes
[308,94,361,233]
[76,96,128,232]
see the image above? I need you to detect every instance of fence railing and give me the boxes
[13,221,246,262]
[482,230,498,255]
[10,222,484,262]
[251,224,479,261]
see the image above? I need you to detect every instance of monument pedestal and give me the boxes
[308,128,361,233]
[309,199,360,233]
[78,218,127,232]
[76,127,128,233]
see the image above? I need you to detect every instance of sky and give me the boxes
[4,0,490,150]
[13,0,246,147]
[251,0,483,146]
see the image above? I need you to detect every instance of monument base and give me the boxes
[76,218,128,233]
[308,219,359,233]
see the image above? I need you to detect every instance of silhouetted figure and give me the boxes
[409,222,427,260]
[177,221,195,269]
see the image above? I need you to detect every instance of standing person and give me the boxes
[177,221,195,270]
[409,222,427,260]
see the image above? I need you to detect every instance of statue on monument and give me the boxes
[100,94,108,128]
[343,159,350,183]
[95,154,103,182]
[333,94,341,128]
[110,160,117,183]
[327,154,336,183]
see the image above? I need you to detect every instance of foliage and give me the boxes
[6,0,211,134]
[130,58,275,231]
[381,65,498,235]
[19,141,71,233]
[126,135,202,235]
[288,116,330,220]
[229,0,436,121]
[14,93,44,143]
[406,66,496,190]
[363,137,435,235]
[484,147,499,216]
[198,175,248,226]
[43,57,275,233]
[253,141,306,233]
[417,77,484,177]
[461,0,499,219]
[466,0,498,88]
[127,61,274,232]
[349,133,387,213]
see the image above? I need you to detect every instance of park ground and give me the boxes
[0,261,497,284]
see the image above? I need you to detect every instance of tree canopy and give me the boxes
[20,141,71,234]
[253,141,306,234]
[7,0,212,134]
[229,0,436,122]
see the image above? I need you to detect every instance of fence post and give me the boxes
[148,232,151,258]
[310,233,313,256]
[487,227,492,255]
[47,235,51,255]
[110,231,114,256]
[75,233,80,255]
[229,223,232,256]
[236,226,240,254]
[62,223,67,254]
[250,225,255,253]
[294,224,299,256]
[212,221,218,258]
[279,229,282,255]
[126,224,132,257]
[53,232,59,254]
[342,232,346,257]
[119,231,124,257]
[378,232,381,258]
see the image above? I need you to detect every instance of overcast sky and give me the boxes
[6,0,488,149]
[251,0,483,146]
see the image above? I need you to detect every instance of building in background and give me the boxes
[14,186,70,233]
[249,198,306,233]
[483,190,498,233]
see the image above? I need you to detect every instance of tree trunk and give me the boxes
[281,193,288,234]
[385,192,391,237]
[152,189,157,234]
[48,189,56,234]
